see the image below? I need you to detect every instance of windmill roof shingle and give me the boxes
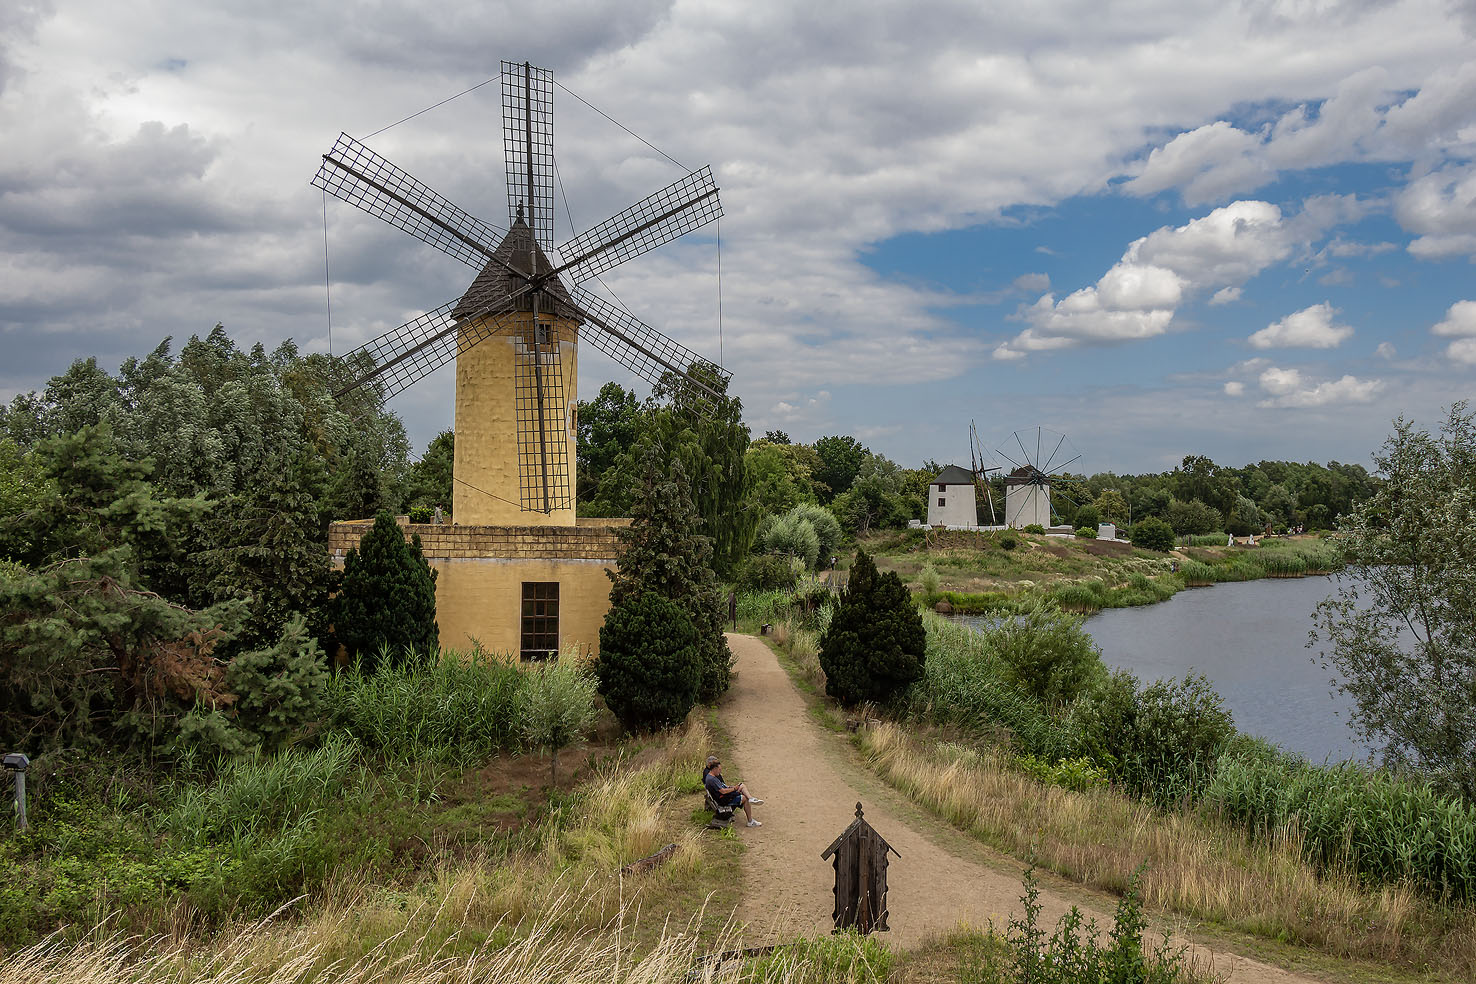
[450,216,586,324]
[931,464,976,486]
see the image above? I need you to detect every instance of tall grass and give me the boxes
[859,721,1476,977]
[327,650,527,763]
[1206,750,1476,900]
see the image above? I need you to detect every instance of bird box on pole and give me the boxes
[821,802,899,933]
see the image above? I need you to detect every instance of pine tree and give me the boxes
[818,549,926,707]
[597,592,701,732]
[605,444,732,701]
[334,512,438,671]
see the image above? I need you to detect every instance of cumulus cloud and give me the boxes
[1255,366,1384,408]
[1223,380,1245,396]
[1248,302,1353,349]
[995,199,1332,359]
[1012,272,1050,292]
[1397,165,1476,259]
[1431,299,1476,363]
[1375,341,1396,359]
[1209,286,1242,306]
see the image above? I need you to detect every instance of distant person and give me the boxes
[1228,533,1235,547]
[703,755,764,827]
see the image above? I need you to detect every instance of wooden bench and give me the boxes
[705,788,736,828]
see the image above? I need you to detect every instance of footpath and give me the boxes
[717,631,1326,983]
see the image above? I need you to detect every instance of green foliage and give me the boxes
[758,510,821,568]
[1010,864,1192,984]
[607,448,732,702]
[223,616,327,752]
[1073,671,1236,802]
[819,549,926,706]
[332,512,438,671]
[1021,524,1045,535]
[813,434,869,503]
[1180,533,1230,547]
[327,649,525,762]
[1073,504,1101,532]
[1166,497,1223,535]
[734,553,801,593]
[517,660,598,783]
[1074,526,1097,539]
[745,439,820,516]
[747,930,894,983]
[1312,403,1476,800]
[831,453,919,534]
[399,429,453,516]
[575,382,640,505]
[1016,754,1111,792]
[1091,489,1130,525]
[789,502,844,561]
[1129,516,1175,552]
[1205,747,1476,900]
[984,600,1106,707]
[597,592,701,732]
[919,563,941,597]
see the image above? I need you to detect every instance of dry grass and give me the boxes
[859,721,1476,980]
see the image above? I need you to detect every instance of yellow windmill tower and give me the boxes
[316,60,727,659]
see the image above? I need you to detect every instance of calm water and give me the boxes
[958,576,1368,763]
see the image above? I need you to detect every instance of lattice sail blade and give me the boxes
[313,132,505,269]
[555,166,722,285]
[502,60,555,249]
[570,285,730,413]
[334,300,519,400]
[514,322,572,512]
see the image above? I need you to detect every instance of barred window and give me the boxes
[520,582,559,661]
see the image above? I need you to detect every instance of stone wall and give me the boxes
[328,516,629,563]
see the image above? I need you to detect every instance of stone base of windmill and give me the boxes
[329,517,628,659]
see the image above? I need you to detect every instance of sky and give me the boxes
[2,0,1475,476]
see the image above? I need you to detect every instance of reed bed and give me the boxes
[857,721,1476,977]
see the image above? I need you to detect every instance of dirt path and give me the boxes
[717,632,1327,983]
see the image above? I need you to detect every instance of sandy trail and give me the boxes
[717,632,1328,983]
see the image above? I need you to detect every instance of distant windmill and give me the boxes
[968,420,1001,527]
[313,60,726,519]
[996,427,1082,529]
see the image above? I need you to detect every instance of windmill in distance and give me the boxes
[996,427,1082,530]
[314,60,726,524]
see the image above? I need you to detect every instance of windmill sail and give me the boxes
[555,166,721,285]
[503,60,556,249]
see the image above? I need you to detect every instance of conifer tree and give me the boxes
[818,549,926,706]
[605,444,733,701]
[334,512,438,671]
[597,591,701,732]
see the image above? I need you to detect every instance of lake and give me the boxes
[958,576,1369,763]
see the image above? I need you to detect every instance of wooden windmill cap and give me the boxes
[450,215,587,324]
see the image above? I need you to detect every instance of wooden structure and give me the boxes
[821,802,899,934]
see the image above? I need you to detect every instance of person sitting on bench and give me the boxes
[703,756,763,827]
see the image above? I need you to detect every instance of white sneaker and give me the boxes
[749,798,765,805]
[747,819,762,827]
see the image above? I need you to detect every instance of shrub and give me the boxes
[757,510,820,568]
[223,616,327,752]
[597,592,702,732]
[999,531,1021,549]
[734,553,799,592]
[1016,753,1111,792]
[517,660,598,783]
[788,502,844,564]
[988,600,1105,706]
[819,550,926,707]
[919,563,940,596]
[1074,671,1236,801]
[333,512,438,671]
[408,504,432,523]
[1129,516,1175,552]
[1074,526,1096,539]
[1073,504,1101,531]
[1022,524,1046,534]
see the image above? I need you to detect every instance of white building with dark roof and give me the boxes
[927,464,978,527]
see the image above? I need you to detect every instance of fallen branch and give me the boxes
[620,842,678,875]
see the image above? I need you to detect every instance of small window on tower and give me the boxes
[938,497,946,507]
[520,582,559,661]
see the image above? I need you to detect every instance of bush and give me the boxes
[734,553,800,592]
[788,502,844,564]
[1074,671,1236,801]
[819,550,926,707]
[919,563,940,596]
[223,616,327,752]
[757,510,821,568]
[1074,526,1096,539]
[999,531,1021,549]
[517,660,598,783]
[988,600,1105,706]
[1022,524,1046,534]
[597,592,702,732]
[1129,516,1175,552]
[1073,505,1101,531]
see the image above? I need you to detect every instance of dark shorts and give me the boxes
[717,790,744,808]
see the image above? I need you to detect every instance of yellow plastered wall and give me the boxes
[454,311,579,526]
[431,556,613,659]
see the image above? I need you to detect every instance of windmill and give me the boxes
[995,427,1082,529]
[968,420,1002,527]
[313,60,726,523]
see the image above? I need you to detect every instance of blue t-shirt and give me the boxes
[705,771,732,801]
